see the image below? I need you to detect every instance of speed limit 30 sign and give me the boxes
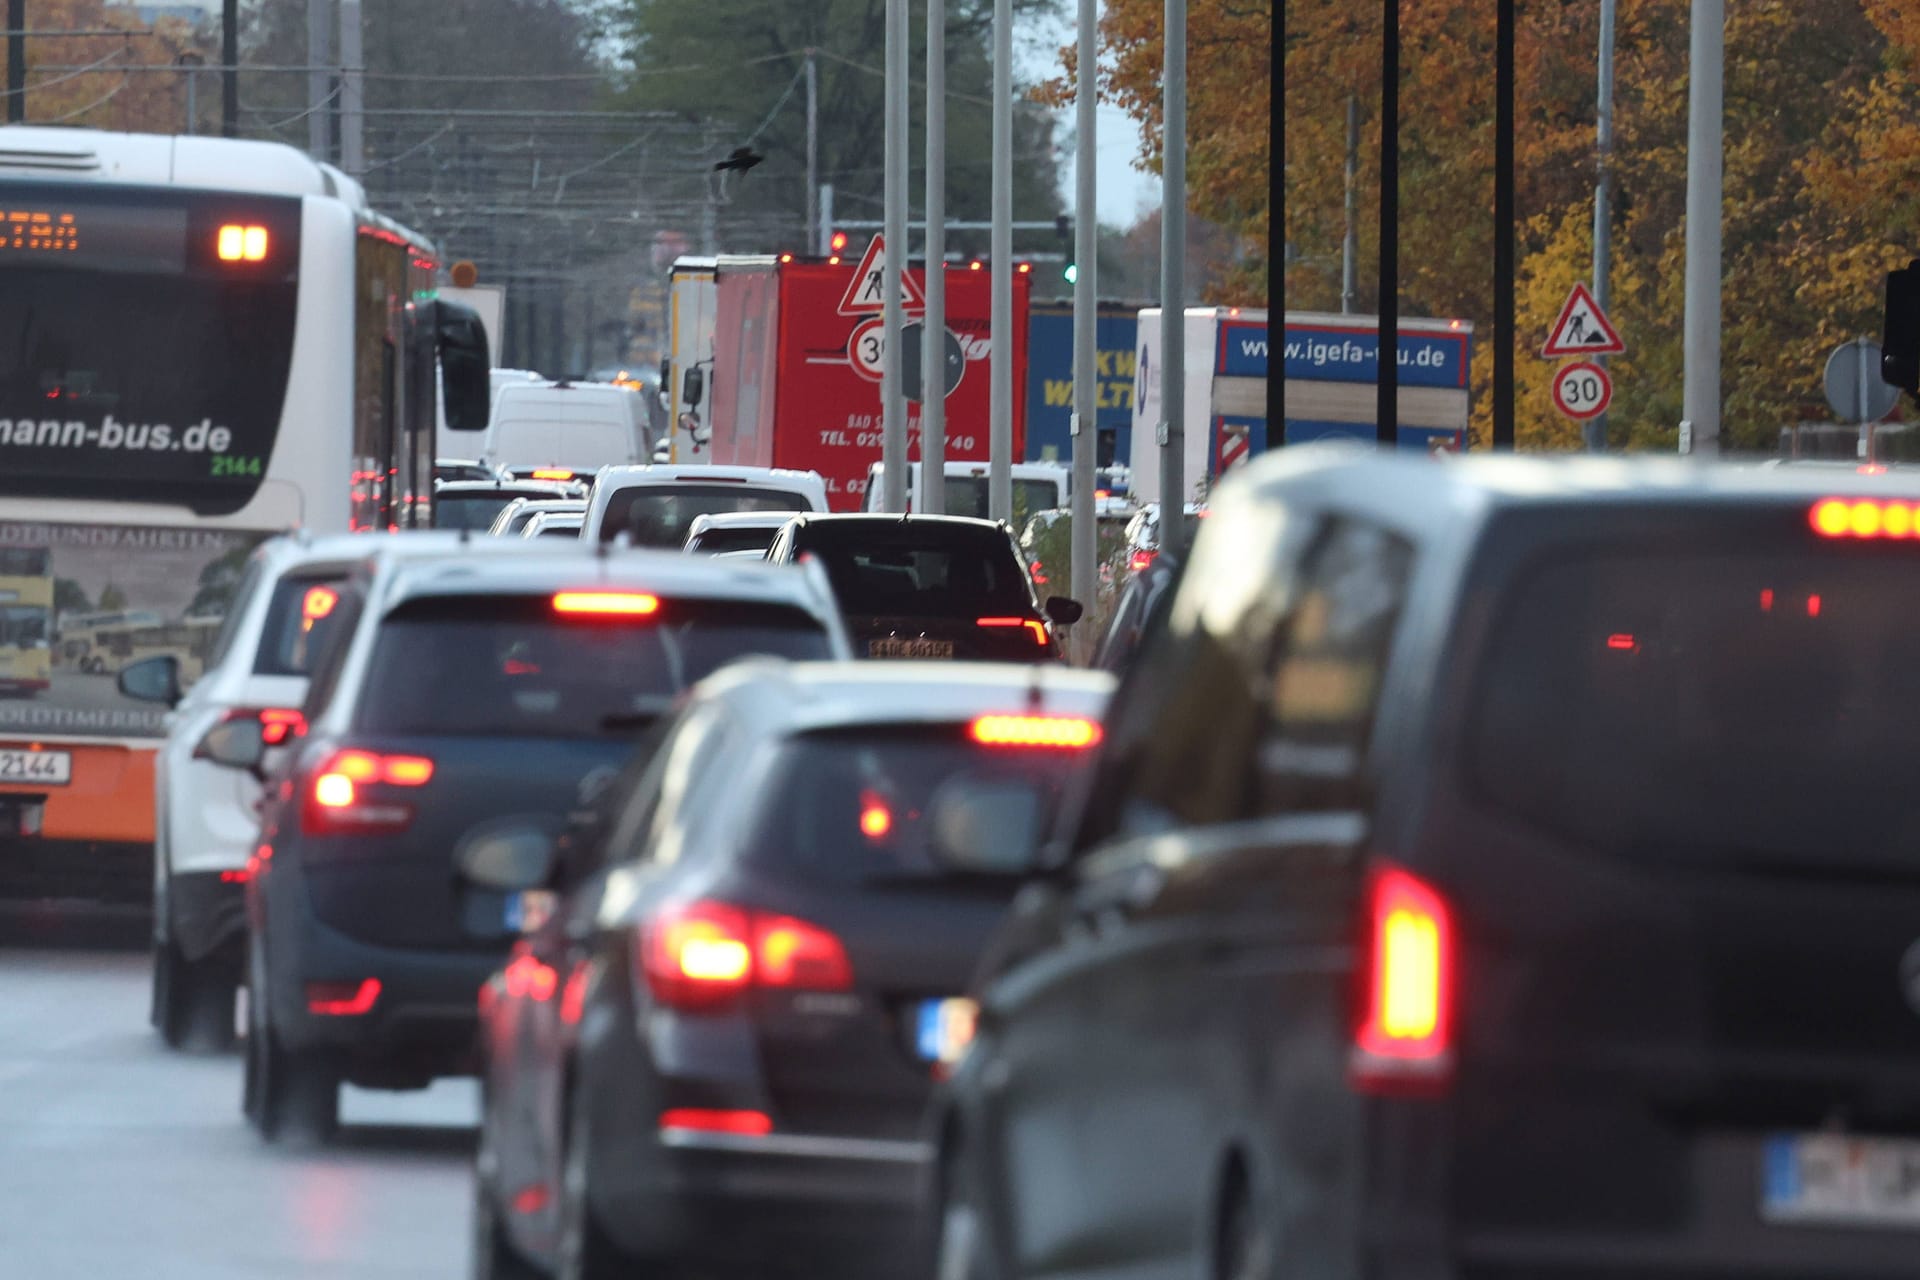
[1551,361,1613,421]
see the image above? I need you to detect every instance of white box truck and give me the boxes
[1128,306,1269,505]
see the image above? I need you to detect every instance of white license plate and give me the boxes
[1763,1133,1920,1228]
[869,637,954,659]
[0,749,70,786]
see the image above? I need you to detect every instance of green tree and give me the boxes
[53,580,90,615]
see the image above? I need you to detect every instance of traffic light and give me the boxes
[1056,214,1075,284]
[829,230,849,255]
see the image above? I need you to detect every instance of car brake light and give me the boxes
[552,591,661,616]
[976,616,1049,646]
[306,978,380,1016]
[1130,550,1156,572]
[640,900,851,1011]
[302,585,339,620]
[301,749,433,834]
[658,1108,773,1136]
[1030,560,1048,585]
[1351,864,1454,1092]
[969,714,1103,749]
[258,707,307,745]
[531,469,576,480]
[859,790,893,840]
[1810,497,1920,539]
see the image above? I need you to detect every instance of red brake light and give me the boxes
[659,1108,773,1136]
[302,749,433,834]
[302,585,338,620]
[1811,497,1920,539]
[531,468,576,481]
[1352,864,1454,1091]
[1129,550,1156,572]
[968,714,1102,748]
[976,616,1049,646]
[552,591,661,616]
[859,790,893,840]
[640,900,851,1011]
[306,978,380,1016]
[259,707,307,746]
[503,950,559,1003]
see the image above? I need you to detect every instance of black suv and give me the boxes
[931,450,1920,1279]
[211,548,849,1143]
[766,513,1081,661]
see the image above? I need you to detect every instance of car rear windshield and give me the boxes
[942,477,1062,522]
[254,573,351,677]
[434,491,543,531]
[1468,546,1920,872]
[744,725,1092,884]
[689,526,779,555]
[354,595,832,737]
[598,485,810,547]
[799,522,1033,618]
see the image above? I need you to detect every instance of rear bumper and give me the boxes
[257,862,503,1081]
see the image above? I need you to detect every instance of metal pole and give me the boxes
[7,0,24,125]
[185,66,196,135]
[307,0,332,159]
[221,0,238,138]
[819,182,834,256]
[1071,0,1099,603]
[339,0,364,175]
[1341,94,1358,315]
[1493,0,1514,450]
[805,51,820,258]
[922,0,946,515]
[1857,336,1873,462]
[988,0,1013,521]
[1160,0,1187,557]
[1681,0,1723,454]
[1377,0,1398,448]
[1588,0,1615,452]
[882,0,909,512]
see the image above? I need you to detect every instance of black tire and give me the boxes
[155,936,238,1053]
[245,940,338,1145]
[1215,1171,1274,1280]
[471,1163,547,1280]
[555,1087,632,1280]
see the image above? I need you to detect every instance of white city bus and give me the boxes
[0,126,489,882]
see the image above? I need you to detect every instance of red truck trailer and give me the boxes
[706,252,1032,510]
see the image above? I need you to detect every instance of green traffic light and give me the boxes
[1063,262,1078,284]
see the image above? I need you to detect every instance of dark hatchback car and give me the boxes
[466,661,1113,1280]
[931,451,1920,1280]
[766,514,1082,662]
[212,550,849,1143]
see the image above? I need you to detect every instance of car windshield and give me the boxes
[745,725,1093,884]
[1469,547,1920,873]
[434,491,541,531]
[254,573,352,677]
[688,525,780,555]
[355,595,833,737]
[941,476,1062,522]
[598,484,811,547]
[800,522,1034,618]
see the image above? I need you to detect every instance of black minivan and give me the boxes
[931,450,1920,1279]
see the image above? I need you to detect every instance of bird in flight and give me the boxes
[714,146,765,173]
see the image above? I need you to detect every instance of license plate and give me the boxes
[915,997,979,1064]
[869,637,954,659]
[0,749,70,786]
[1763,1133,1920,1228]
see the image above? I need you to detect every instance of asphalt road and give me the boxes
[0,947,480,1280]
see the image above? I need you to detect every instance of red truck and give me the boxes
[706,253,1031,510]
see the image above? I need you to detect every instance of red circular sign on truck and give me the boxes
[1551,361,1613,421]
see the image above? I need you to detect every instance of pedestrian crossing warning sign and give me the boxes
[837,233,927,318]
[1542,281,1625,357]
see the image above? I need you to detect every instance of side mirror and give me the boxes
[117,655,182,708]
[1044,596,1085,626]
[193,717,265,773]
[682,364,705,409]
[455,817,560,892]
[438,300,492,431]
[928,777,1047,877]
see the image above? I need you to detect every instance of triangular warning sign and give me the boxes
[1542,281,1625,357]
[836,233,927,318]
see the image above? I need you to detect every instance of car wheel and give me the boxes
[471,1164,545,1280]
[556,1086,631,1280]
[246,942,338,1145]
[156,936,238,1053]
[1216,1171,1274,1280]
[935,1146,1000,1280]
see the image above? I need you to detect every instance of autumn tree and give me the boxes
[11,0,214,134]
[1037,0,1270,305]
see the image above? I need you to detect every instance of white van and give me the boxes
[483,381,652,477]
[584,465,830,548]
[862,460,1071,521]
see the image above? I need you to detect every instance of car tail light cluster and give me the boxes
[1129,549,1156,572]
[640,900,852,1012]
[968,714,1102,749]
[659,1107,773,1136]
[976,616,1049,647]
[307,978,380,1016]
[1351,864,1454,1092]
[301,749,434,834]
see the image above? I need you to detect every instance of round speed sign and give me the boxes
[1551,360,1614,420]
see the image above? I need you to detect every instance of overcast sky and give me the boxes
[1017,6,1159,229]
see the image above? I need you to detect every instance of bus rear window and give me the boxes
[1469,549,1920,873]
[0,188,301,516]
